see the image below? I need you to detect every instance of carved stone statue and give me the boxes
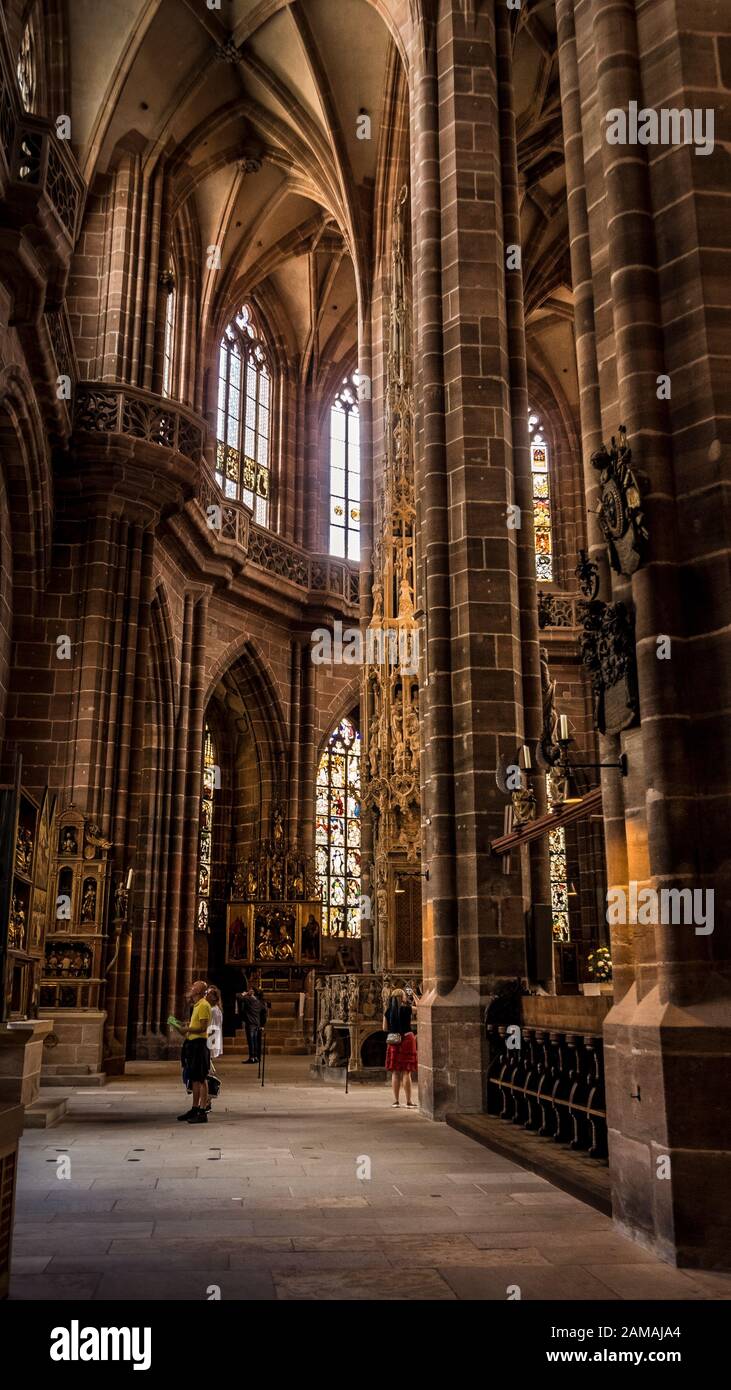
[84,822,112,859]
[81,881,97,922]
[397,576,414,620]
[547,765,568,809]
[539,647,560,766]
[275,925,295,960]
[9,896,26,949]
[321,1023,345,1068]
[272,806,285,850]
[15,828,33,874]
[512,784,537,827]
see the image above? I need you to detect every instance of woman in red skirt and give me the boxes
[384,988,418,1107]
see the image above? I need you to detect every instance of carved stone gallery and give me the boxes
[0,0,728,1323]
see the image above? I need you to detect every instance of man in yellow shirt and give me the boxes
[174,980,212,1123]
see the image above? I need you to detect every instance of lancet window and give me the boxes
[529,410,554,581]
[216,305,271,526]
[315,718,362,937]
[197,726,216,933]
[329,375,361,561]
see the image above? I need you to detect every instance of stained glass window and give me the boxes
[529,410,553,581]
[329,375,360,561]
[17,22,35,111]
[216,304,271,526]
[162,285,175,399]
[315,717,362,937]
[549,822,570,943]
[197,726,216,933]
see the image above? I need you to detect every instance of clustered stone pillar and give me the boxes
[408,6,460,1112]
[495,6,549,909]
[569,0,731,1268]
[409,2,532,1117]
[180,592,209,988]
[80,516,155,1072]
[358,314,375,975]
[556,0,631,997]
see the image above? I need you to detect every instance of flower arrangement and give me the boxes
[587,946,613,982]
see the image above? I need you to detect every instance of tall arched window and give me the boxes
[329,375,360,560]
[315,717,362,937]
[162,281,176,399]
[548,818,570,943]
[17,19,36,111]
[216,304,271,526]
[197,726,216,933]
[528,409,553,581]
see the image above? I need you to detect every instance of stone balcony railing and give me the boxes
[197,468,360,605]
[0,12,86,311]
[5,114,85,244]
[537,587,581,630]
[73,382,205,463]
[71,381,359,606]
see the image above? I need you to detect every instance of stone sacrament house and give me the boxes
[0,0,728,1291]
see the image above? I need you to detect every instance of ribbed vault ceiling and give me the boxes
[69,0,398,368]
[65,0,575,406]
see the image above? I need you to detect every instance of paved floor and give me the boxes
[11,1058,731,1301]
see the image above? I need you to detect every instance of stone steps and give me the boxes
[226,1017,311,1057]
[40,1071,107,1087]
[24,1094,69,1128]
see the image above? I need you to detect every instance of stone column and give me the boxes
[495,7,549,909]
[409,2,530,1117]
[287,638,303,848]
[409,9,458,1000]
[179,592,209,995]
[298,647,316,859]
[358,313,375,975]
[556,0,631,999]
[164,593,194,1024]
[584,0,731,1268]
[105,526,155,1070]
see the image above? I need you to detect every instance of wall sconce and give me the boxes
[557,723,628,780]
[394,869,430,895]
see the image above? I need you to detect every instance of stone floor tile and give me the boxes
[230,1249,390,1271]
[9,1057,725,1303]
[541,1237,659,1266]
[439,1264,621,1301]
[274,1268,456,1300]
[10,1273,102,1301]
[10,1255,53,1273]
[92,1270,276,1300]
[682,1269,731,1298]
[380,1235,550,1267]
[585,1264,710,1300]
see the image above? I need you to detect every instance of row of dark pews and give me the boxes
[486,1023,608,1161]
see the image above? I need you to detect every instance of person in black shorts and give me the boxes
[174,980,211,1123]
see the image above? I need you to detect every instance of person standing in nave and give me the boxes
[384,987,418,1108]
[240,985,266,1064]
[205,985,224,1111]
[171,980,212,1123]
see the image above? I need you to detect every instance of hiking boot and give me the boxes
[187,1108,208,1123]
[177,1108,196,1121]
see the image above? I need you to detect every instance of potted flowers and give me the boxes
[583,946,613,995]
